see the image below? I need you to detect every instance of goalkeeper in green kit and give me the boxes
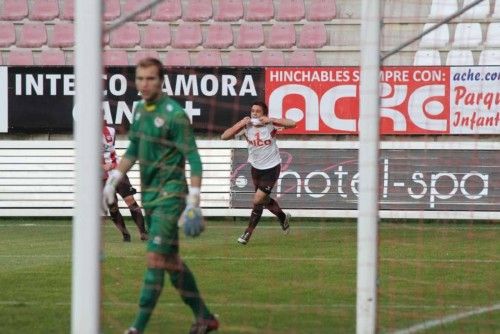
[103,58,219,334]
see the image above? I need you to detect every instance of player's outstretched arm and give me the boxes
[269,117,296,129]
[221,117,251,140]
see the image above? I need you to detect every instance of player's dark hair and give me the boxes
[136,57,165,80]
[252,101,269,116]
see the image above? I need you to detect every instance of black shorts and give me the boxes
[251,164,281,194]
[116,174,137,198]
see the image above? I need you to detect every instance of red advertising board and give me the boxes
[266,67,453,134]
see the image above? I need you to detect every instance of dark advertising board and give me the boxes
[230,148,498,211]
[5,66,264,135]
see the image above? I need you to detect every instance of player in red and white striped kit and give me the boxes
[221,101,296,245]
[103,124,148,242]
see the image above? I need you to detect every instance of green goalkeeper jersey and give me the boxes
[124,94,202,207]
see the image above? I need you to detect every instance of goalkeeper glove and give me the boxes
[102,169,123,209]
[178,187,205,237]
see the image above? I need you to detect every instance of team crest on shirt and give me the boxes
[154,117,165,127]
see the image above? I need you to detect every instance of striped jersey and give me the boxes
[102,125,118,179]
[242,123,281,170]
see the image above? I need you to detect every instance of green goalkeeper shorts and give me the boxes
[145,197,186,255]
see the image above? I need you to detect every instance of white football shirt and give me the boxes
[242,123,281,170]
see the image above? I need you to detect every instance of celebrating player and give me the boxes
[221,101,296,245]
[102,58,218,334]
[102,124,148,242]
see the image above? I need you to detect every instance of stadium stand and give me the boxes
[194,49,223,66]
[164,49,191,66]
[288,50,318,65]
[0,22,16,47]
[485,22,500,47]
[445,49,474,65]
[172,23,203,48]
[453,23,482,48]
[428,0,458,19]
[104,0,121,21]
[266,23,296,48]
[49,23,75,48]
[152,0,182,21]
[109,22,140,48]
[183,0,213,21]
[413,49,441,65]
[29,0,59,21]
[245,0,274,21]
[103,50,129,66]
[235,23,264,48]
[18,23,48,48]
[214,0,244,21]
[478,49,500,64]
[141,23,171,48]
[276,0,305,21]
[306,0,336,21]
[0,0,28,20]
[39,49,66,65]
[258,50,285,66]
[123,0,151,21]
[203,23,234,49]
[0,0,498,67]
[227,50,254,66]
[460,0,490,19]
[6,49,34,65]
[133,49,160,64]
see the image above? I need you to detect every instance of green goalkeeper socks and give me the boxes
[170,262,212,320]
[133,268,165,331]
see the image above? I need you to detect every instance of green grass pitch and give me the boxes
[0,218,498,333]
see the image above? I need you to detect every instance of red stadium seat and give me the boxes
[307,0,336,21]
[39,49,66,65]
[164,50,191,66]
[215,0,244,21]
[183,0,213,21]
[152,0,182,21]
[18,23,47,48]
[172,23,202,48]
[133,50,160,64]
[258,50,285,66]
[60,0,74,20]
[227,50,254,66]
[7,50,34,65]
[1,0,28,20]
[109,22,140,48]
[245,0,274,21]
[276,0,305,21]
[266,23,296,48]
[0,22,16,47]
[236,23,264,48]
[29,0,59,21]
[194,50,222,66]
[104,0,121,21]
[49,23,74,48]
[298,23,327,48]
[123,0,151,21]
[203,24,233,48]
[103,50,129,66]
[141,24,171,48]
[288,50,318,66]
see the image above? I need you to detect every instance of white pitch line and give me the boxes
[392,303,500,334]
[0,254,497,263]
[0,300,495,312]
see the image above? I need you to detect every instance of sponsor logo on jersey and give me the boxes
[246,132,271,147]
[154,117,165,128]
